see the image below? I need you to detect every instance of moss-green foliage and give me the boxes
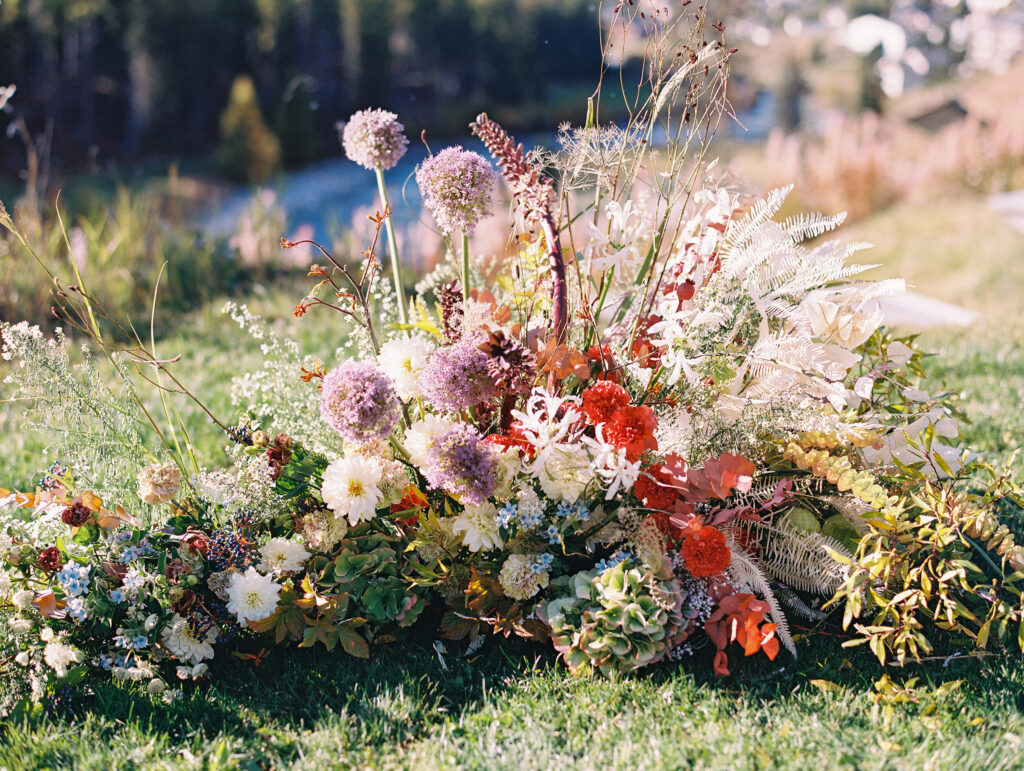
[218,75,281,185]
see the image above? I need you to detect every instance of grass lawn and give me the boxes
[3,206,1024,768]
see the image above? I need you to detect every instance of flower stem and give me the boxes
[461,231,471,300]
[374,164,409,326]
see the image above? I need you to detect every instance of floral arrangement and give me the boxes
[2,6,1023,713]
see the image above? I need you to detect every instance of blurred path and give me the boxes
[879,291,980,328]
[989,190,1024,237]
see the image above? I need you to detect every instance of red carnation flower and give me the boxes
[60,502,92,528]
[633,464,677,510]
[679,525,731,578]
[602,405,658,461]
[37,546,64,573]
[581,380,630,425]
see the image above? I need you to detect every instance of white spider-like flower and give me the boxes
[511,388,586,481]
[584,427,641,499]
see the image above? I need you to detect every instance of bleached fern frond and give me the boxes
[722,185,793,253]
[726,541,797,657]
[738,521,852,596]
[781,210,846,242]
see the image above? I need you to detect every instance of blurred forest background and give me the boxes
[1,0,1022,335]
[0,0,603,178]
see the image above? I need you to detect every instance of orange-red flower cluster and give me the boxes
[581,381,659,461]
[705,593,779,676]
[679,524,731,578]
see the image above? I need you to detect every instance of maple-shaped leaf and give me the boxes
[246,611,280,634]
[535,338,590,379]
[336,620,370,658]
[440,609,484,641]
[465,572,505,613]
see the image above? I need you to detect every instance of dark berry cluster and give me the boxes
[226,424,254,446]
[39,461,68,492]
[207,528,258,571]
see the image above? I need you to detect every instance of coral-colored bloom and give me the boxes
[679,525,731,578]
[633,464,677,510]
[602,405,658,461]
[581,380,630,425]
[705,593,779,677]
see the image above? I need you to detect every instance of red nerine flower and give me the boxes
[581,380,629,425]
[602,405,658,461]
[484,429,535,460]
[679,524,731,578]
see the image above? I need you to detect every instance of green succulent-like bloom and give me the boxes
[541,560,687,678]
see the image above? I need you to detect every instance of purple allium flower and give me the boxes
[419,340,498,413]
[416,146,496,235]
[339,108,409,171]
[320,361,401,442]
[423,424,497,504]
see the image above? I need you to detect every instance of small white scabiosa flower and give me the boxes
[377,335,435,400]
[320,455,384,526]
[404,414,456,470]
[451,502,503,552]
[43,641,82,678]
[225,567,282,626]
[161,614,217,664]
[12,589,35,611]
[258,537,311,575]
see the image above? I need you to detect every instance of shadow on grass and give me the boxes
[4,631,1023,768]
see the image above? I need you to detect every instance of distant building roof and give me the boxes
[906,99,969,133]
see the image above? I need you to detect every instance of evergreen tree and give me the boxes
[775,58,809,133]
[857,45,885,115]
[275,75,322,168]
[218,75,281,184]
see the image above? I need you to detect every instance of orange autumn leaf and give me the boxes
[535,338,590,380]
[33,591,65,618]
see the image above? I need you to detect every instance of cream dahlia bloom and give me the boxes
[161,614,217,664]
[258,537,310,575]
[225,567,282,625]
[320,455,384,526]
[451,502,503,552]
[377,335,435,400]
